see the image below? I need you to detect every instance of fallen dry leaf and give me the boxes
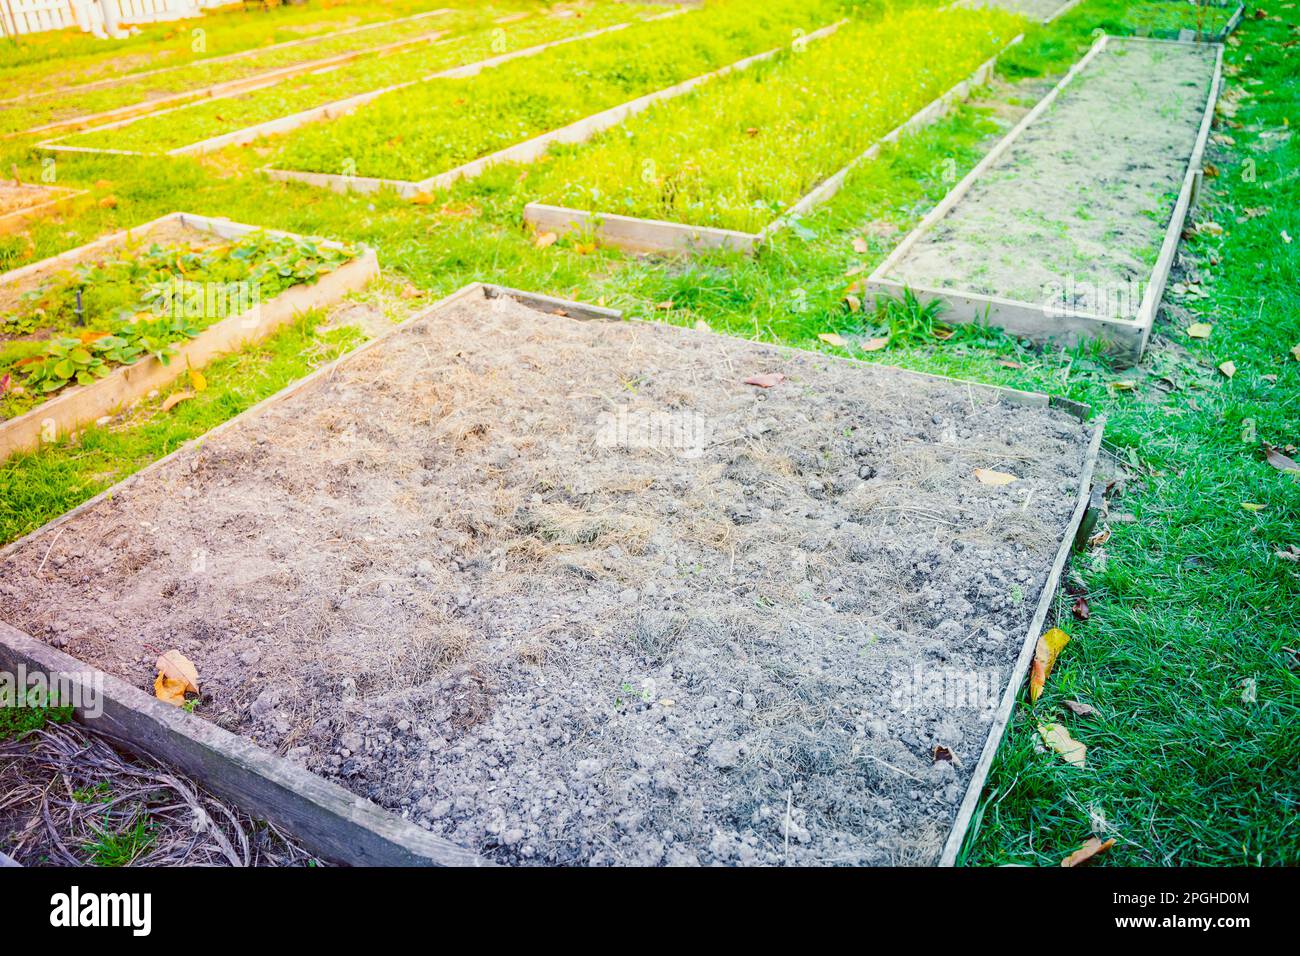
[1072,596,1091,621]
[187,361,206,393]
[1061,836,1114,867]
[1263,443,1300,473]
[744,373,785,388]
[154,650,199,707]
[1087,526,1111,548]
[852,237,868,254]
[1241,502,1267,512]
[160,390,194,412]
[818,332,849,348]
[1291,343,1300,362]
[1275,545,1300,562]
[1038,722,1086,767]
[974,468,1018,486]
[409,192,435,206]
[534,231,558,249]
[1218,360,1237,379]
[862,336,889,352]
[654,300,674,311]
[98,195,118,209]
[1063,699,1096,717]
[932,745,955,764]
[844,295,861,313]
[1029,627,1070,702]
[998,359,1022,369]
[1187,322,1213,339]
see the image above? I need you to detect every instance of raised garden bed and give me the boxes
[3,6,466,139]
[260,3,846,197]
[864,35,1222,363]
[520,6,1024,255]
[951,0,1084,24]
[0,183,86,234]
[0,283,1101,866]
[0,212,377,461]
[40,4,663,158]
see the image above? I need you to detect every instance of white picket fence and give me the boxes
[0,0,229,38]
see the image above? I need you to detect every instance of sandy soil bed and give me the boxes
[0,291,1094,865]
[883,38,1217,318]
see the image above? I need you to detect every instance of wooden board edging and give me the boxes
[0,624,488,867]
[0,185,87,232]
[0,212,378,462]
[939,418,1106,866]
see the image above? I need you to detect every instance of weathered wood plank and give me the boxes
[0,624,487,867]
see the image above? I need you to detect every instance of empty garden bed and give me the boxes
[866,35,1222,361]
[0,284,1099,866]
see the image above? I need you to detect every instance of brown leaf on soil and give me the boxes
[154,650,199,706]
[974,468,1017,486]
[1062,699,1096,717]
[1061,836,1114,867]
[744,373,785,388]
[1072,596,1090,621]
[160,390,194,412]
[1029,627,1070,702]
[932,745,955,763]
[1087,526,1111,548]
[1263,443,1300,473]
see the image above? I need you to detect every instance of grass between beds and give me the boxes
[0,0,1295,865]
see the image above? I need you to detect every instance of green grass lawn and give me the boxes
[0,0,1295,865]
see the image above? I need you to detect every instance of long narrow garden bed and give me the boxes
[0,282,1099,866]
[0,213,377,461]
[36,3,662,157]
[0,182,86,234]
[518,5,1025,255]
[259,1,847,197]
[864,35,1222,362]
[2,5,470,138]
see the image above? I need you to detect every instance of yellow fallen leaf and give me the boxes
[160,390,194,412]
[1219,360,1236,378]
[186,360,206,393]
[409,192,435,206]
[534,231,558,249]
[1241,502,1266,512]
[1029,627,1070,702]
[1187,323,1212,339]
[1061,836,1115,867]
[1038,722,1086,767]
[818,332,848,348]
[862,337,889,352]
[974,468,1018,486]
[154,650,199,706]
[844,295,861,313]
[574,241,597,255]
